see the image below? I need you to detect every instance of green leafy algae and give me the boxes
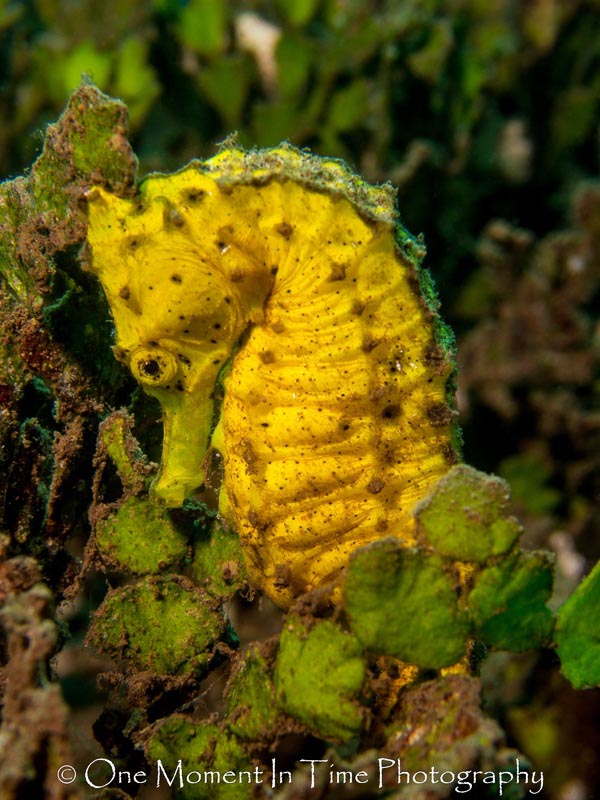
[89,576,225,675]
[499,452,562,516]
[0,84,136,303]
[94,412,190,573]
[225,645,279,741]
[555,560,600,688]
[469,550,555,651]
[415,464,522,563]
[197,56,251,130]
[276,0,319,27]
[95,496,188,574]
[146,718,252,800]
[112,36,160,127]
[274,615,365,741]
[190,519,247,600]
[30,85,136,217]
[175,0,227,58]
[276,32,313,100]
[344,538,469,669]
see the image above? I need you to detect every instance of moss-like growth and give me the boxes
[344,538,470,669]
[1,84,136,301]
[95,496,189,574]
[88,576,225,675]
[225,645,279,741]
[0,86,139,581]
[415,465,522,563]
[555,561,600,689]
[30,84,137,218]
[145,717,252,800]
[274,615,365,741]
[469,550,555,651]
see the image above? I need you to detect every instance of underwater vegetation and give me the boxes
[0,84,598,800]
[0,1,599,798]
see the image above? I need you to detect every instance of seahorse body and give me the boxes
[87,143,458,608]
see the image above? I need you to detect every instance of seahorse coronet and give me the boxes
[86,142,459,608]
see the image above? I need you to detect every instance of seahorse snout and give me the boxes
[148,387,215,507]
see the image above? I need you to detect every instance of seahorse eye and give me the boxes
[130,347,178,388]
[142,359,160,376]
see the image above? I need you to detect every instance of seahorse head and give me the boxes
[86,182,254,506]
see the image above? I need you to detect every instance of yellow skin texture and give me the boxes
[87,149,456,608]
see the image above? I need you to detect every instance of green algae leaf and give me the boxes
[113,37,159,127]
[555,561,600,689]
[197,55,250,128]
[499,452,561,515]
[276,0,319,27]
[45,41,112,104]
[95,412,189,574]
[176,0,227,57]
[191,520,247,600]
[344,538,469,669]
[407,19,453,83]
[96,496,188,574]
[276,32,313,101]
[415,465,521,563]
[0,85,136,301]
[551,85,600,154]
[0,189,29,301]
[469,550,555,652]
[64,96,136,185]
[274,615,365,741]
[225,644,279,740]
[146,718,252,800]
[250,100,300,147]
[328,79,369,132]
[89,576,225,675]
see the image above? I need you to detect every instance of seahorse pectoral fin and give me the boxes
[149,388,215,507]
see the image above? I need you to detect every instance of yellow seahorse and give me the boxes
[86,142,458,608]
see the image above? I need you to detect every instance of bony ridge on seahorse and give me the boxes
[86,141,459,609]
